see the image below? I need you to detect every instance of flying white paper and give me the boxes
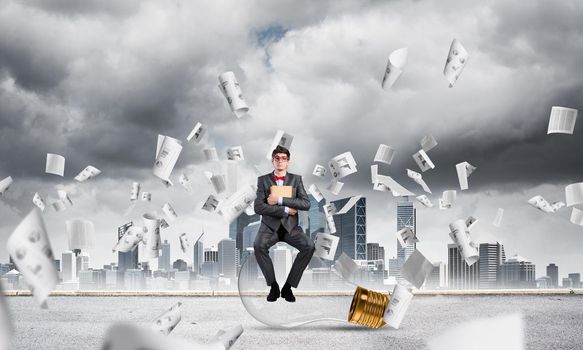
[218,71,249,118]
[323,203,337,233]
[266,130,294,160]
[565,182,583,207]
[186,122,206,143]
[226,146,244,161]
[6,208,58,307]
[179,174,192,192]
[203,147,219,162]
[547,106,578,134]
[439,190,457,210]
[152,302,182,335]
[162,203,178,222]
[217,185,257,223]
[130,182,140,202]
[412,149,435,172]
[401,250,434,289]
[443,38,469,87]
[57,189,73,206]
[314,232,339,261]
[205,172,227,194]
[45,153,65,177]
[420,134,438,152]
[374,174,415,196]
[493,208,504,227]
[32,192,46,212]
[374,144,396,164]
[455,161,476,190]
[66,219,95,250]
[326,179,344,195]
[328,152,358,180]
[334,252,357,280]
[312,164,327,177]
[209,324,245,350]
[202,194,220,213]
[142,213,161,260]
[154,135,183,182]
[0,176,13,196]
[381,47,408,89]
[141,192,152,202]
[335,195,363,215]
[407,169,431,193]
[395,227,418,247]
[74,165,101,182]
[113,226,145,253]
[449,219,479,266]
[308,184,324,203]
[416,195,434,208]
[179,233,190,253]
[383,284,413,329]
[528,195,564,213]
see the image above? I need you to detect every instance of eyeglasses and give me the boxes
[273,156,288,162]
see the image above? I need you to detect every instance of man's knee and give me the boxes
[254,240,269,253]
[303,238,315,253]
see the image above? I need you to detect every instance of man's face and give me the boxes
[272,153,289,172]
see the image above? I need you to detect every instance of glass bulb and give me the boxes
[238,253,405,329]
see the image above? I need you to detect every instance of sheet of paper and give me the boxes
[335,195,362,215]
[308,184,324,202]
[50,198,67,212]
[162,203,178,222]
[416,195,434,208]
[456,161,476,190]
[334,252,357,280]
[203,147,219,162]
[179,174,192,192]
[74,165,101,182]
[202,194,220,212]
[370,164,378,183]
[206,172,227,194]
[112,226,145,253]
[412,149,435,172]
[266,130,294,159]
[152,302,182,335]
[57,189,73,206]
[7,208,58,307]
[374,144,396,164]
[383,284,413,329]
[407,168,431,193]
[439,190,457,209]
[528,195,563,213]
[226,146,244,161]
[420,134,438,152]
[141,192,152,202]
[326,179,344,195]
[179,233,190,253]
[547,106,578,134]
[443,38,469,88]
[427,314,524,350]
[186,122,206,143]
[0,282,13,350]
[0,176,13,195]
[401,250,434,289]
[312,164,326,177]
[395,227,418,247]
[153,135,183,181]
[45,153,65,176]
[328,152,358,180]
[208,324,244,350]
[142,213,161,260]
[569,207,583,226]
[323,203,337,233]
[565,182,583,207]
[33,192,46,212]
[374,174,415,196]
[381,47,408,89]
[218,71,249,118]
[130,182,140,201]
[66,219,95,250]
[449,219,479,266]
[270,185,292,198]
[217,185,257,223]
[314,232,339,261]
[465,215,478,230]
[493,208,504,227]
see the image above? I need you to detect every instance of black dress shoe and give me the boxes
[267,282,280,302]
[281,284,296,302]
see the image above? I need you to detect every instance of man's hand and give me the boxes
[288,208,297,216]
[267,194,279,205]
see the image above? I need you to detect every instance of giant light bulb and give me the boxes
[238,252,413,329]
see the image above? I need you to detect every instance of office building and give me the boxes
[62,251,77,282]
[118,222,138,273]
[546,263,559,288]
[331,196,366,260]
[158,240,171,271]
[218,239,237,278]
[448,244,479,289]
[478,242,506,289]
[499,255,536,288]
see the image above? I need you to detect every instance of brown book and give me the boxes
[270,185,292,198]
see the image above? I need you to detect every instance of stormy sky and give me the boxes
[1,0,582,279]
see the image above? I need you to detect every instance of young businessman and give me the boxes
[253,145,314,302]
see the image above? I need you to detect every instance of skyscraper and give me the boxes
[307,194,327,241]
[448,244,479,289]
[229,212,260,257]
[568,273,581,288]
[331,196,366,260]
[242,221,260,251]
[158,240,171,271]
[62,251,76,282]
[478,242,506,289]
[499,255,536,288]
[193,239,204,274]
[366,242,385,262]
[218,239,237,278]
[547,263,559,288]
[118,222,138,273]
[397,198,416,265]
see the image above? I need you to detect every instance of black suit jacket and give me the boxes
[253,172,310,232]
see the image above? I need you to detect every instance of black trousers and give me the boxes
[253,223,315,288]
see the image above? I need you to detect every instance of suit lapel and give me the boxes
[283,173,292,187]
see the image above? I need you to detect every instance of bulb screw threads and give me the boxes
[347,286,389,329]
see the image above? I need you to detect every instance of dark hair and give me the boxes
[272,145,290,159]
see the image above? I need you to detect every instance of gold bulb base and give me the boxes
[347,286,389,329]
